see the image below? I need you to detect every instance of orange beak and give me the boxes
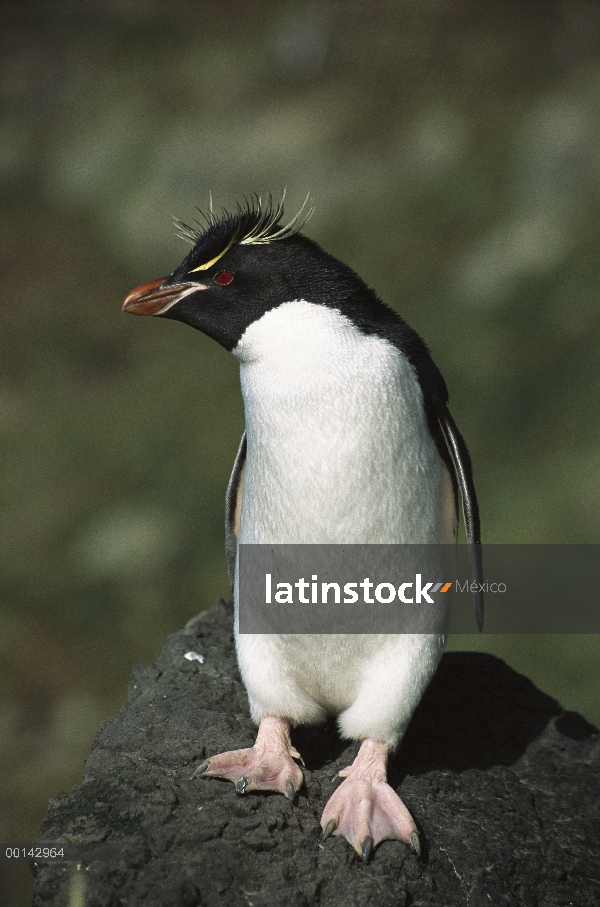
[122,277,207,316]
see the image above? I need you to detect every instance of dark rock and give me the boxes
[31,600,600,906]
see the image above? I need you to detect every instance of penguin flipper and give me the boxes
[225,431,247,586]
[438,407,484,631]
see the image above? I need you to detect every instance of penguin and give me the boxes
[123,194,483,862]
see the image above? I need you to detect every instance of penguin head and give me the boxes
[122,195,389,353]
[122,193,447,404]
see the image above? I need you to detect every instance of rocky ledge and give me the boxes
[32,600,600,907]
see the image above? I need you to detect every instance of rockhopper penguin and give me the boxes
[123,195,483,862]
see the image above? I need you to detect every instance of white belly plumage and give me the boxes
[232,301,456,747]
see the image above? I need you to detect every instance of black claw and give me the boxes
[235,775,249,795]
[322,819,336,840]
[409,831,421,857]
[285,779,295,802]
[191,760,210,780]
[361,836,373,863]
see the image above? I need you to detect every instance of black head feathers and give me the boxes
[173,192,314,275]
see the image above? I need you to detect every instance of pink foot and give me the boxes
[321,739,420,862]
[192,715,304,800]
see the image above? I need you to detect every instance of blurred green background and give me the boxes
[1,1,599,903]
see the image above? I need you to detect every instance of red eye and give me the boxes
[215,271,233,286]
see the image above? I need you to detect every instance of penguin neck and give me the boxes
[233,299,391,405]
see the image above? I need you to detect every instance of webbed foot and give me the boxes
[321,738,419,861]
[192,715,303,800]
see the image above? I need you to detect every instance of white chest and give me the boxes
[233,300,455,545]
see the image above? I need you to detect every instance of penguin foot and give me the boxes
[320,738,419,861]
[192,715,304,799]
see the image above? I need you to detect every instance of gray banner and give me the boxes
[238,544,600,634]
